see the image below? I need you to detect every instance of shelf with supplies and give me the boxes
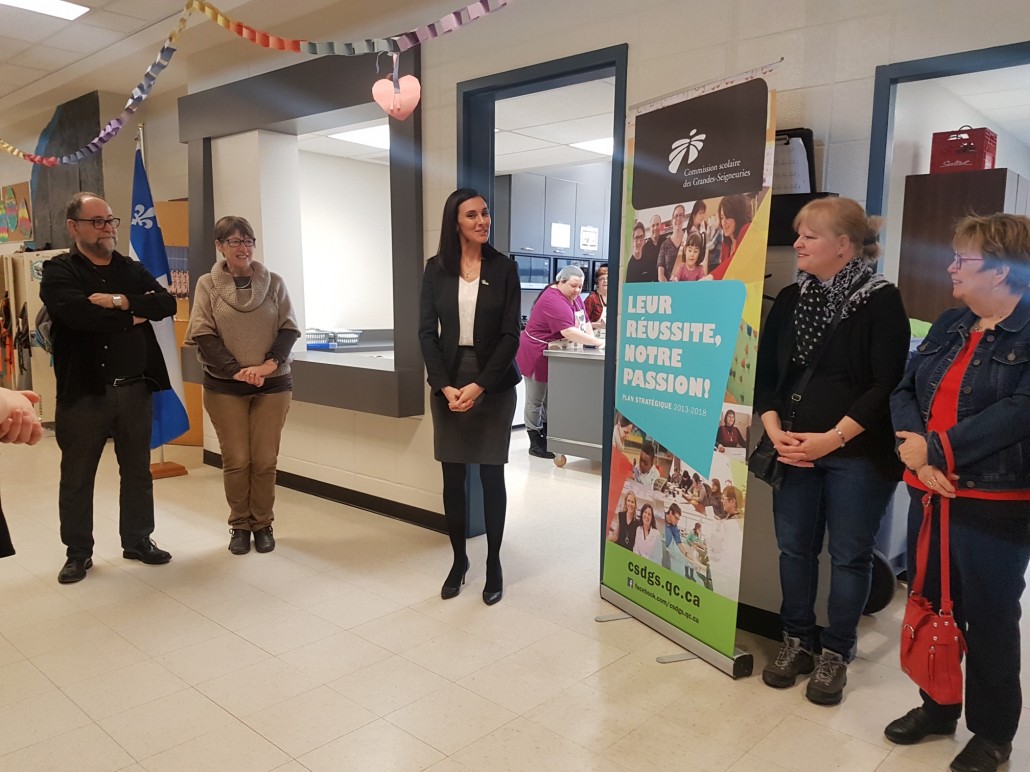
[512,253,608,292]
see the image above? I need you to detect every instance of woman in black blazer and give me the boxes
[419,188,521,605]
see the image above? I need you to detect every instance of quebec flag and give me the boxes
[129,149,190,448]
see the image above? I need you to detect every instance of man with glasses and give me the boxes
[40,192,177,584]
[625,221,658,283]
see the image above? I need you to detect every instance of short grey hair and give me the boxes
[555,265,584,283]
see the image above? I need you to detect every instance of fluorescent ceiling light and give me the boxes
[571,137,615,156]
[328,125,390,150]
[0,0,89,21]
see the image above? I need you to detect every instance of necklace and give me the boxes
[461,259,481,279]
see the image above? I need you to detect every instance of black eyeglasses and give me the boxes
[221,238,256,248]
[951,253,985,270]
[72,217,120,229]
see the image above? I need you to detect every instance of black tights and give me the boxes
[441,462,506,591]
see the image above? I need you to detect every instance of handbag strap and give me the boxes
[912,432,957,614]
[785,278,866,423]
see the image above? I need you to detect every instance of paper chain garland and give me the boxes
[0,0,509,166]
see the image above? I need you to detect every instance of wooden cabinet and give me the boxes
[898,168,1030,323]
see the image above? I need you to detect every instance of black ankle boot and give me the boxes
[441,557,469,600]
[527,429,555,459]
[483,561,503,605]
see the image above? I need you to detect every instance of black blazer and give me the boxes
[418,244,522,394]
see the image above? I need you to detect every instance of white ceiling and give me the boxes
[932,64,1030,146]
[495,79,616,173]
[3,3,1027,167]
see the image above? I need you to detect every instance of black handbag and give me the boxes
[748,433,786,489]
[748,280,864,489]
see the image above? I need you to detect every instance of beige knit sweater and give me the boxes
[185,259,299,377]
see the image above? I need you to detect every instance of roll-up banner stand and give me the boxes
[601,65,778,678]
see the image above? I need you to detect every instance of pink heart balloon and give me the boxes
[372,75,421,121]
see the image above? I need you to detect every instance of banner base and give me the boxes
[600,585,753,678]
[151,461,188,479]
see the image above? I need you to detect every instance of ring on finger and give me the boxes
[927,478,937,487]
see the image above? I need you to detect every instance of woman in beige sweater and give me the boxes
[186,216,300,555]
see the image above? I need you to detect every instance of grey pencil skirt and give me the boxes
[430,347,516,465]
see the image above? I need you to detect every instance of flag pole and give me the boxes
[137,123,189,480]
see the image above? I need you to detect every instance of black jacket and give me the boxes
[40,248,176,405]
[418,244,522,394]
[754,282,910,477]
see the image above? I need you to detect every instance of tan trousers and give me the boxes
[204,389,291,531]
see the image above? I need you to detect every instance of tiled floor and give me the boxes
[0,434,1026,771]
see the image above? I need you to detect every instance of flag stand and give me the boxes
[151,446,187,479]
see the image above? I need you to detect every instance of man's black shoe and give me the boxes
[884,707,958,745]
[253,526,275,553]
[229,529,250,555]
[58,557,92,584]
[122,538,172,565]
[950,735,1012,772]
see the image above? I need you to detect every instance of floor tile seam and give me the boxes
[235,696,380,761]
[759,712,895,757]
[448,715,620,767]
[28,626,154,689]
[0,702,95,759]
[130,709,249,766]
[518,683,653,754]
[58,663,195,720]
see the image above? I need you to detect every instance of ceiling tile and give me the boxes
[79,9,153,34]
[104,0,188,22]
[9,44,83,72]
[0,62,50,89]
[0,34,32,63]
[980,103,1030,122]
[936,65,1030,97]
[494,131,554,155]
[961,87,1030,113]
[517,114,616,145]
[41,24,126,55]
[495,145,606,174]
[0,8,69,44]
[495,80,615,131]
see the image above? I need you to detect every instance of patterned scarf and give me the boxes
[792,257,890,366]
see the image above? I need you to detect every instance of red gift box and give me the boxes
[930,125,997,174]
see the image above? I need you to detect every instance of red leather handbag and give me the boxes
[900,433,965,705]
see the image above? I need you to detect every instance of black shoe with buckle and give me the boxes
[253,526,275,553]
[229,529,251,555]
[57,557,93,584]
[884,707,958,745]
[950,735,1012,772]
[122,538,172,565]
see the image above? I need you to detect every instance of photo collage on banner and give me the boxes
[603,71,776,659]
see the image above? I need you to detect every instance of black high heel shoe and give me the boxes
[483,563,503,606]
[441,557,469,600]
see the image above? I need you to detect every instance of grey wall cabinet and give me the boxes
[544,177,577,256]
[508,173,546,254]
[574,182,605,258]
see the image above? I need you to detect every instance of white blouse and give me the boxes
[458,277,480,346]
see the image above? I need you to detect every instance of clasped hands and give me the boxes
[769,429,842,468]
[896,430,957,498]
[443,383,483,413]
[234,360,279,388]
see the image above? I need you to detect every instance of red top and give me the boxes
[905,330,1030,500]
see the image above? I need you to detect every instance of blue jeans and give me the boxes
[772,454,896,660]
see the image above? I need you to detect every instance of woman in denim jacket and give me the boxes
[887,213,1030,772]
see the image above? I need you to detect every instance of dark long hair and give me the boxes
[436,188,486,276]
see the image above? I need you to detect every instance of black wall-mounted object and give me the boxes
[767,191,837,246]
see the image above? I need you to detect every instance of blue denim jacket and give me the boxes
[890,297,1030,492]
